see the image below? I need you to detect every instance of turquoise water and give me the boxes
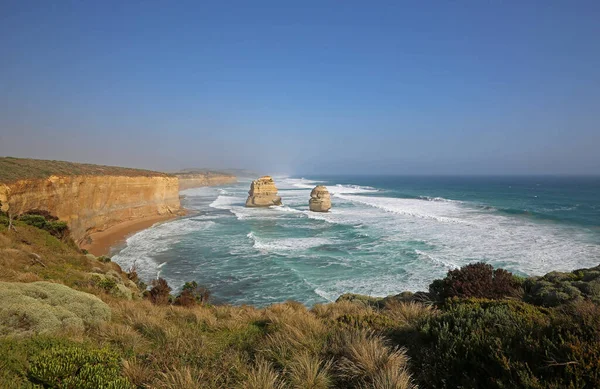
[112,176,600,307]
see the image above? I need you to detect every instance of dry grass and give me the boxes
[383,300,436,326]
[287,352,332,389]
[155,366,206,389]
[312,300,374,321]
[122,358,155,387]
[334,329,415,389]
[95,322,151,354]
[260,303,328,366]
[244,358,285,389]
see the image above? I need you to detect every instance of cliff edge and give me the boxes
[176,170,237,190]
[0,157,181,244]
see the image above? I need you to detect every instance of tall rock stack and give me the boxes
[309,185,331,212]
[245,176,282,207]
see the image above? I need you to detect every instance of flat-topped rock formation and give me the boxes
[245,176,282,207]
[309,185,331,212]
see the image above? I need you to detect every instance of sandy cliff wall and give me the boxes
[0,175,181,244]
[177,174,237,190]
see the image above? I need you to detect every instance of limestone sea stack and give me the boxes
[245,176,282,207]
[309,185,331,212]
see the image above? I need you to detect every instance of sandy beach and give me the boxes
[81,214,177,257]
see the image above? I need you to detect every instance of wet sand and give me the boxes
[81,214,177,257]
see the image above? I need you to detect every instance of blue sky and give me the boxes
[1,1,599,174]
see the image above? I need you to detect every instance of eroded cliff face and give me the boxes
[177,174,237,190]
[1,175,181,244]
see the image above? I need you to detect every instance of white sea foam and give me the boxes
[209,194,241,210]
[112,218,216,281]
[247,232,332,253]
[285,177,322,189]
[337,194,467,223]
[328,184,379,195]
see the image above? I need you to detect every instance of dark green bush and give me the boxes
[174,281,211,307]
[18,213,70,240]
[398,298,600,389]
[429,262,522,301]
[96,256,112,263]
[28,344,134,388]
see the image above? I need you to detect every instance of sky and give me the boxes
[1,1,599,175]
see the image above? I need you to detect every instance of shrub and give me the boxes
[429,262,522,301]
[524,265,600,307]
[28,344,134,388]
[18,213,70,240]
[97,255,112,263]
[98,276,118,293]
[399,298,600,389]
[174,281,211,307]
[148,278,172,305]
[127,265,139,284]
[0,281,111,336]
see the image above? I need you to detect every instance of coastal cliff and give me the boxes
[0,157,186,244]
[0,159,243,246]
[1,175,180,244]
[176,172,237,190]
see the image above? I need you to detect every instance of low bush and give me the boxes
[524,265,600,307]
[174,281,211,307]
[18,213,70,240]
[0,281,111,336]
[28,344,134,388]
[148,278,172,305]
[429,262,522,301]
[398,298,600,389]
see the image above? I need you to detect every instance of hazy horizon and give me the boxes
[1,1,599,175]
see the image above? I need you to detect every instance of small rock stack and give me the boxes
[309,185,331,212]
[245,176,282,207]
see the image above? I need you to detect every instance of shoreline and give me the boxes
[81,214,178,257]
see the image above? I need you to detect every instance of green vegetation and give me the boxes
[28,344,134,388]
[174,281,211,307]
[1,217,600,388]
[429,261,522,300]
[0,281,111,336]
[0,157,170,184]
[523,265,600,306]
[18,212,70,240]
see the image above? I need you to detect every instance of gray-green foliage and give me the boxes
[28,345,134,389]
[88,271,133,300]
[524,265,600,307]
[0,282,111,336]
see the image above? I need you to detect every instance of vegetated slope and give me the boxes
[1,212,600,389]
[0,157,170,184]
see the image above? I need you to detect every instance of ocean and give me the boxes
[112,175,600,307]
